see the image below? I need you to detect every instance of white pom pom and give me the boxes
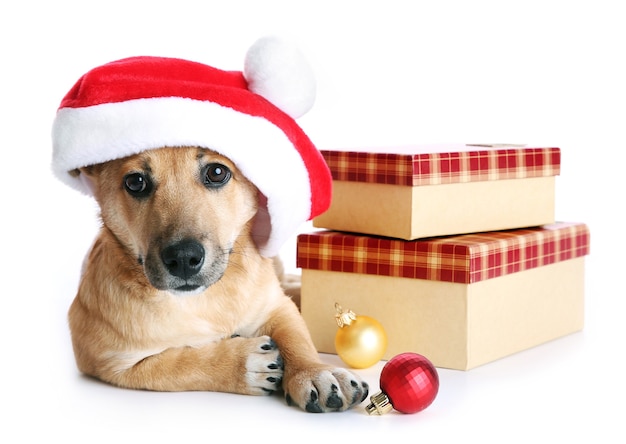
[244,36,316,119]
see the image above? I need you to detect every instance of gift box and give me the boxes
[313,144,560,240]
[297,222,589,370]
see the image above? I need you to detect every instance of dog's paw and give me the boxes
[283,366,369,413]
[242,335,284,395]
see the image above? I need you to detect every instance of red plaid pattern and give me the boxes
[321,146,561,186]
[297,222,589,284]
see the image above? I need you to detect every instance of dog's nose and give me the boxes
[161,240,205,279]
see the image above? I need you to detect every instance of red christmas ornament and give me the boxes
[366,352,439,415]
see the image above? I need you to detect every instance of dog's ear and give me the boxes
[250,192,272,251]
[71,166,99,195]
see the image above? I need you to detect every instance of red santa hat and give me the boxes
[51,36,332,257]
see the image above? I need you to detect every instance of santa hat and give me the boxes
[51,36,332,257]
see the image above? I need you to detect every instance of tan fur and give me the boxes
[68,146,367,412]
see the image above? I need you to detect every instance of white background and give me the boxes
[2,1,624,442]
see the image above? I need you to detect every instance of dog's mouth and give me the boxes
[168,283,207,297]
[176,283,202,292]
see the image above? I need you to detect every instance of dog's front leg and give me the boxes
[261,299,369,413]
[105,336,284,395]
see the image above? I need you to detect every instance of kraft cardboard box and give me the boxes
[312,144,560,240]
[297,222,589,370]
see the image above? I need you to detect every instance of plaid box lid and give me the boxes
[321,144,561,186]
[297,222,589,284]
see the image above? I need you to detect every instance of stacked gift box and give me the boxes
[296,144,590,370]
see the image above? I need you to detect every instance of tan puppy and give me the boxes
[68,146,368,412]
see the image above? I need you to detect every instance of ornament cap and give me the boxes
[334,303,356,328]
[365,392,393,415]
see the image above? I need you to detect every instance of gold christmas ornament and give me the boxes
[334,303,388,369]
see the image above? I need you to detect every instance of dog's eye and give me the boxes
[202,163,231,188]
[124,173,152,197]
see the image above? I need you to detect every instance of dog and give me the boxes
[67,145,369,413]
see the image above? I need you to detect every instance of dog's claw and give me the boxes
[263,376,282,393]
[285,393,295,406]
[359,381,369,402]
[268,354,283,370]
[325,384,344,410]
[305,390,323,413]
[260,339,278,351]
